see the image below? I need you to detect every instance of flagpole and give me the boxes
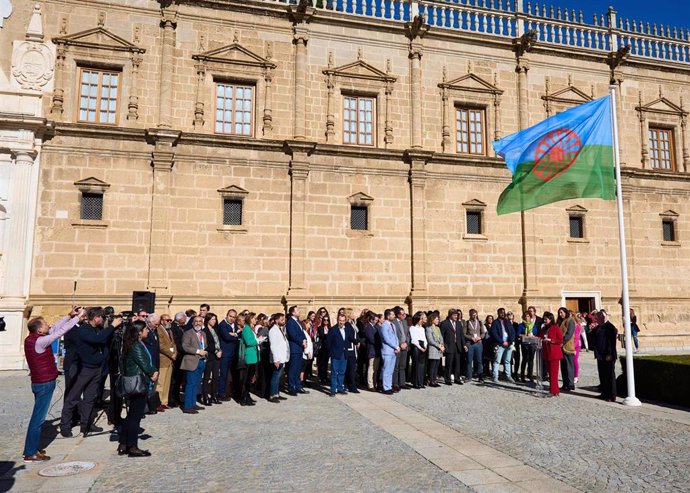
[609,84,641,407]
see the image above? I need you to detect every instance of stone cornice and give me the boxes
[52,122,146,141]
[0,113,54,134]
[178,132,285,152]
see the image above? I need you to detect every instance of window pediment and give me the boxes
[637,96,686,117]
[439,73,502,96]
[542,83,593,105]
[192,43,276,70]
[323,59,396,84]
[348,192,374,205]
[462,199,487,209]
[52,27,144,54]
[660,210,679,218]
[566,204,588,214]
[74,176,110,192]
[217,185,249,197]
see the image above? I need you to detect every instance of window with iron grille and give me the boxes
[81,192,103,220]
[343,96,375,146]
[649,127,676,170]
[662,219,676,242]
[456,107,486,155]
[215,83,253,135]
[350,205,368,231]
[466,210,482,235]
[223,199,243,225]
[569,216,584,239]
[78,68,120,124]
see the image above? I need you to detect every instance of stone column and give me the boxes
[127,53,142,121]
[5,149,36,298]
[193,63,206,129]
[441,85,451,152]
[384,81,394,147]
[262,67,274,137]
[325,74,335,143]
[50,44,66,116]
[409,42,423,149]
[405,150,433,295]
[493,93,502,141]
[284,141,314,295]
[681,112,689,172]
[157,8,177,129]
[292,26,309,141]
[146,130,180,293]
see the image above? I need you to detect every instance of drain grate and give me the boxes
[38,461,96,477]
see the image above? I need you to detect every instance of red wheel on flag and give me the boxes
[533,128,582,181]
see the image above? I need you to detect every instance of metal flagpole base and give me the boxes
[622,396,642,407]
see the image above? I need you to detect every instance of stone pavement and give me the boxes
[1,354,688,492]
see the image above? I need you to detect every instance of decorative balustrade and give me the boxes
[264,0,690,65]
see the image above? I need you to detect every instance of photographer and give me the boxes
[23,307,85,462]
[106,309,127,428]
[60,307,121,437]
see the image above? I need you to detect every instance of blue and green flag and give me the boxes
[492,96,616,215]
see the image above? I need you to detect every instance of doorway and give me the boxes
[565,297,596,314]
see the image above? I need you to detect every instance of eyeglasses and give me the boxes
[162,318,171,322]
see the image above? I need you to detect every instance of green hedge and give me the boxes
[618,355,690,408]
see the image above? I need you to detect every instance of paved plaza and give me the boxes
[1,356,688,492]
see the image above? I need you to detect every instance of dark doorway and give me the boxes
[565,297,595,314]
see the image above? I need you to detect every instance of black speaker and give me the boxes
[132,291,156,313]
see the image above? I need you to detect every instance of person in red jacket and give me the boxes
[541,311,564,397]
[23,307,86,462]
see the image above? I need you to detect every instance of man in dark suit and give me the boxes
[489,308,516,383]
[594,310,618,402]
[217,309,240,400]
[168,312,186,407]
[185,304,210,330]
[392,306,410,391]
[440,309,465,385]
[286,306,308,395]
[344,317,360,393]
[326,314,358,395]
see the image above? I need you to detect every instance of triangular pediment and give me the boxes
[74,176,110,189]
[638,97,686,116]
[660,209,679,218]
[543,85,592,104]
[324,60,396,83]
[440,73,502,95]
[348,192,374,204]
[566,204,588,213]
[193,43,276,69]
[217,185,249,196]
[462,199,487,208]
[53,27,144,53]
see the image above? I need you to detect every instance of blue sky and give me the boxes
[541,1,689,32]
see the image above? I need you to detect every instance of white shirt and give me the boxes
[302,329,313,360]
[268,324,289,363]
[410,324,427,350]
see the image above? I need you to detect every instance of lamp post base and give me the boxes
[623,396,642,407]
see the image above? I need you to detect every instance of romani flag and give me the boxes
[492,96,616,215]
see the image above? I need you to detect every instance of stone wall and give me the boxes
[1,0,688,353]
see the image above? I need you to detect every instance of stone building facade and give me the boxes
[1,0,689,367]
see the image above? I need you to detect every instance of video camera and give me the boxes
[103,306,136,326]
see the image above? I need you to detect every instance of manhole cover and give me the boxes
[38,461,96,477]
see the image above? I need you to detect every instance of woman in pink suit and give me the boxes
[541,312,563,397]
[573,312,584,384]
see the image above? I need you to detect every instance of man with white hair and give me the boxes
[168,312,187,408]
[594,310,618,402]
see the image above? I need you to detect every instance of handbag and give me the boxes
[115,373,148,397]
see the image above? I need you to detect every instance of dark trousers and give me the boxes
[345,351,357,391]
[427,358,440,383]
[169,361,183,405]
[202,357,220,399]
[107,370,124,427]
[512,342,521,376]
[393,349,408,387]
[120,393,146,448]
[520,344,536,379]
[60,365,100,431]
[218,352,235,397]
[598,359,617,398]
[444,351,461,382]
[317,348,329,382]
[466,343,483,379]
[411,347,426,387]
[239,363,256,403]
[287,352,303,392]
[561,353,575,390]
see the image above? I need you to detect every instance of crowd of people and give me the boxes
[21,302,621,462]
